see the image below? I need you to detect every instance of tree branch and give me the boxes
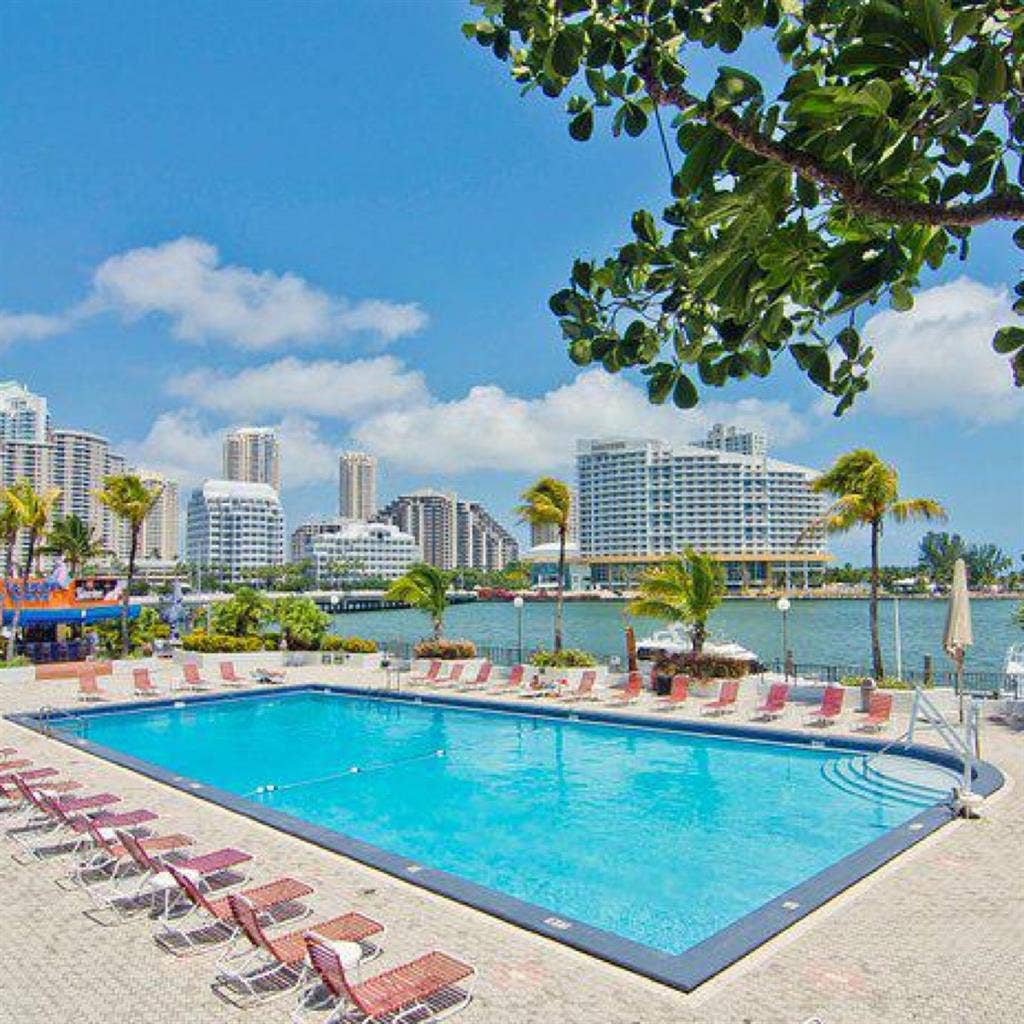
[641,72,1024,227]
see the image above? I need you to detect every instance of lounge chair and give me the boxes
[702,679,740,716]
[856,692,893,732]
[488,664,525,694]
[752,683,790,721]
[180,663,213,692]
[435,662,464,687]
[1,766,58,787]
[454,662,492,691]
[77,665,108,701]
[654,674,689,711]
[220,661,247,688]
[520,674,564,699]
[0,758,32,773]
[407,660,441,686]
[252,666,286,685]
[7,782,121,853]
[213,893,384,1006]
[807,686,845,727]
[110,829,252,919]
[605,671,642,706]
[133,667,161,697]
[559,670,598,703]
[298,932,475,1024]
[154,861,313,957]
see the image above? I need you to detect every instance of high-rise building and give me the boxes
[338,451,377,521]
[223,427,280,491]
[376,490,518,571]
[700,423,768,458]
[185,480,285,582]
[575,433,829,589]
[51,429,128,559]
[292,519,421,584]
[135,470,181,561]
[0,380,50,442]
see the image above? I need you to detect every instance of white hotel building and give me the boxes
[186,480,285,582]
[575,429,830,589]
[292,518,421,584]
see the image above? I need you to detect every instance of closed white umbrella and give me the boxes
[943,557,973,723]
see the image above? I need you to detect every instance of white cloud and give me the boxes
[122,409,336,491]
[0,237,427,350]
[861,277,1021,423]
[166,355,428,420]
[352,369,808,474]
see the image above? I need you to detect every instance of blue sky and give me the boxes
[1,1,1021,565]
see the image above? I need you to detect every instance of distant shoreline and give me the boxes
[500,592,1023,603]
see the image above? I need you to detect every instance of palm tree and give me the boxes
[3,479,62,661]
[96,474,163,656]
[385,563,451,639]
[0,488,19,583]
[42,514,107,575]
[627,548,726,655]
[517,477,573,652]
[210,586,271,637]
[813,449,945,680]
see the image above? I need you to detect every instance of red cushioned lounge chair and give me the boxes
[702,679,740,716]
[298,932,475,1024]
[488,664,525,694]
[408,660,442,686]
[220,661,247,688]
[654,674,689,712]
[752,683,790,721]
[133,667,161,697]
[77,665,108,702]
[454,661,492,691]
[180,662,212,692]
[605,671,643,706]
[212,892,384,1006]
[559,670,598,703]
[807,685,845,727]
[856,692,893,732]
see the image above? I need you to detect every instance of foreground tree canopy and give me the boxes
[465,1,1024,412]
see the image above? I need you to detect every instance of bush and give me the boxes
[261,631,283,650]
[0,656,31,669]
[531,648,597,668]
[413,638,476,660]
[840,675,919,690]
[273,597,330,651]
[181,630,263,654]
[654,652,749,680]
[321,635,378,653]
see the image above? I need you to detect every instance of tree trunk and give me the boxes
[1,538,14,662]
[869,521,884,680]
[121,527,139,657]
[7,530,37,663]
[554,524,566,653]
[691,620,706,657]
[433,613,443,640]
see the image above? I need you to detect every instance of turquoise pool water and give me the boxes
[64,691,934,956]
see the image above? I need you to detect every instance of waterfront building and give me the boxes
[51,429,128,560]
[575,431,829,589]
[185,480,285,583]
[0,380,50,442]
[135,470,180,561]
[223,427,280,491]
[300,519,421,584]
[699,423,767,458]
[291,518,350,563]
[338,451,377,521]
[376,490,518,571]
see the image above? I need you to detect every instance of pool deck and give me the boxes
[1,664,1021,1023]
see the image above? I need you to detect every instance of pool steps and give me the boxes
[821,755,955,810]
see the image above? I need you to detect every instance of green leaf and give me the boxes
[836,326,861,358]
[622,102,648,137]
[647,366,676,405]
[672,374,699,408]
[631,209,657,245]
[672,131,720,196]
[992,326,1024,354]
[568,339,592,365]
[977,47,1006,102]
[908,0,948,52]
[550,31,582,79]
[890,282,914,311]
[568,109,593,141]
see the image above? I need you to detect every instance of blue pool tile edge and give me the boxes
[6,684,1004,993]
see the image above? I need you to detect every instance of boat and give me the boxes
[636,624,758,665]
[1004,644,1024,696]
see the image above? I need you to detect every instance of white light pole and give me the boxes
[513,596,525,665]
[893,594,902,682]
[776,596,791,678]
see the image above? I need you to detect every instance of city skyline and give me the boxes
[0,3,1019,565]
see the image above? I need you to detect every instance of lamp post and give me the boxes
[513,596,525,665]
[776,596,791,679]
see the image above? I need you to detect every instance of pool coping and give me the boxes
[6,684,1004,993]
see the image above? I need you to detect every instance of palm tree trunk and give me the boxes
[554,525,566,653]
[691,620,706,656]
[869,520,884,680]
[7,530,37,663]
[121,527,139,657]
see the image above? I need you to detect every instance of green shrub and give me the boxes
[181,630,263,653]
[839,675,919,690]
[531,648,597,668]
[261,631,283,650]
[654,652,749,680]
[321,635,378,654]
[414,638,476,660]
[273,597,330,651]
[0,656,31,669]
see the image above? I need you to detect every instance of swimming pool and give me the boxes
[15,686,1000,990]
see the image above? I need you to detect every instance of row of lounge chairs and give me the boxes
[74,661,286,702]
[407,661,893,731]
[1,747,475,1022]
